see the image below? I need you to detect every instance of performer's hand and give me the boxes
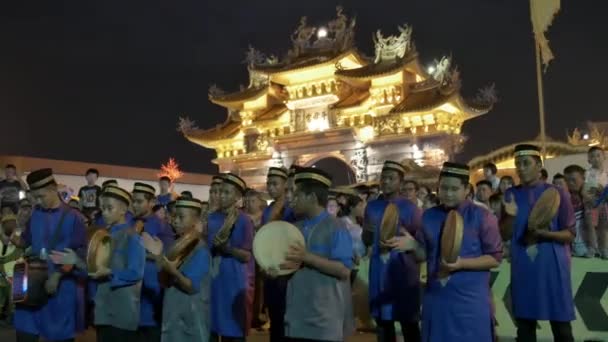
[88,266,111,279]
[278,261,301,273]
[158,256,179,275]
[285,242,307,264]
[45,272,62,295]
[502,193,518,217]
[383,232,416,252]
[440,257,462,273]
[50,248,79,265]
[141,232,163,256]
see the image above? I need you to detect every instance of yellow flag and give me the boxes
[530,0,560,69]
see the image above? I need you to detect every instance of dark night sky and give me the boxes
[1,0,606,174]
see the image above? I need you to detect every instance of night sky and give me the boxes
[1,0,605,174]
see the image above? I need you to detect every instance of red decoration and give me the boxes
[158,158,184,182]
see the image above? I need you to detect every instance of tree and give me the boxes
[158,158,184,182]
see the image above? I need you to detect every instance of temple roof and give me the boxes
[251,50,367,78]
[256,104,289,122]
[333,87,370,108]
[209,86,268,108]
[468,137,588,171]
[334,52,418,80]
[184,117,241,149]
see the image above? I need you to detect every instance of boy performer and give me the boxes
[282,167,354,342]
[208,173,254,341]
[131,182,175,341]
[261,167,295,342]
[393,162,502,341]
[504,144,576,342]
[12,168,86,342]
[89,185,146,341]
[152,197,211,342]
[363,161,424,342]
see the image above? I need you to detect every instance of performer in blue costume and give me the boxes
[13,168,87,342]
[260,167,295,342]
[90,185,146,341]
[504,144,576,342]
[282,167,354,341]
[153,197,211,342]
[398,162,502,341]
[130,182,175,342]
[363,160,424,342]
[208,173,254,342]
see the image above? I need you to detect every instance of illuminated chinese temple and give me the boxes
[179,7,496,188]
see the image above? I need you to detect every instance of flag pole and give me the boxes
[534,39,548,163]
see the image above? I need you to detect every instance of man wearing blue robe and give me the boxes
[504,144,576,342]
[130,182,175,341]
[388,162,503,341]
[363,161,424,342]
[13,168,86,342]
[260,167,296,342]
[208,173,254,342]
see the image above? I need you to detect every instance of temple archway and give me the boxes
[308,157,356,187]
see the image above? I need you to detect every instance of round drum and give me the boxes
[253,221,305,276]
[87,229,112,273]
[528,187,560,232]
[441,210,464,263]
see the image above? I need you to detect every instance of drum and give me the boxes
[379,203,399,253]
[253,221,305,276]
[12,257,49,307]
[528,187,560,232]
[441,210,464,263]
[87,228,112,273]
[159,229,201,287]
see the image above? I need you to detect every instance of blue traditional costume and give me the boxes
[93,186,146,341]
[506,144,576,341]
[161,198,211,342]
[261,167,296,342]
[421,162,503,341]
[130,182,175,341]
[284,168,354,342]
[14,168,87,342]
[208,173,254,340]
[364,161,423,341]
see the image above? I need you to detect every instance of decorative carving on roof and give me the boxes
[568,121,608,148]
[372,25,413,63]
[432,56,452,83]
[176,116,199,135]
[208,84,226,97]
[472,83,498,107]
[568,128,582,146]
[287,6,356,60]
[244,46,267,66]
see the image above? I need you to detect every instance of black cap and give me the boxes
[514,144,541,158]
[132,182,156,196]
[294,167,332,188]
[102,185,132,206]
[222,173,247,194]
[440,162,470,182]
[26,168,56,190]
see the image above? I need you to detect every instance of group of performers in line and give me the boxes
[3,143,579,342]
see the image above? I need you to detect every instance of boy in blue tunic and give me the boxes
[363,160,424,342]
[131,182,175,342]
[389,162,503,341]
[89,186,146,341]
[208,173,254,342]
[281,167,354,342]
[261,167,296,342]
[150,197,210,342]
[503,144,576,342]
[12,168,86,342]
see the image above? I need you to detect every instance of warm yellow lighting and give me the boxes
[243,94,268,111]
[371,72,403,87]
[358,125,374,142]
[317,27,328,38]
[307,116,330,132]
[437,102,460,115]
[285,94,339,110]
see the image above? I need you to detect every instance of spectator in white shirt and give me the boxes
[483,163,500,192]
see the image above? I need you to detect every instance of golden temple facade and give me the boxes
[179,8,496,188]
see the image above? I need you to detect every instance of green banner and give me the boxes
[353,258,608,340]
